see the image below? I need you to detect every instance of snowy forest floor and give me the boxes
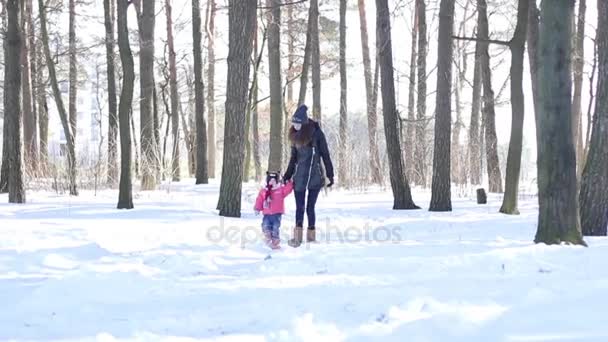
[1,181,607,341]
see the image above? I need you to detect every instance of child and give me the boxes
[254,171,294,249]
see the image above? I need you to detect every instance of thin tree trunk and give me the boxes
[39,0,77,195]
[4,0,25,202]
[193,0,208,184]
[297,4,313,106]
[105,0,118,186]
[580,0,608,236]
[376,0,419,210]
[478,0,502,193]
[116,0,134,209]
[572,0,586,174]
[68,0,77,152]
[500,0,529,215]
[534,0,584,245]
[37,46,49,173]
[414,0,427,187]
[166,0,180,181]
[429,0,455,212]
[469,40,482,186]
[311,0,321,123]
[0,121,8,193]
[286,3,295,105]
[252,27,262,181]
[217,0,257,217]
[267,0,283,171]
[205,0,216,178]
[338,0,347,186]
[22,0,37,175]
[130,107,140,177]
[405,4,417,183]
[357,0,382,184]
[528,0,540,140]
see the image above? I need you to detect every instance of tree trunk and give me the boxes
[165,0,180,182]
[68,0,77,152]
[414,0,427,187]
[116,0,134,209]
[357,0,382,184]
[376,0,419,210]
[338,0,347,186]
[478,0,502,193]
[138,0,157,190]
[252,28,262,181]
[37,47,49,173]
[130,106,140,176]
[528,0,540,139]
[216,0,257,217]
[39,0,78,195]
[405,4,417,183]
[579,0,608,236]
[104,0,118,186]
[311,0,321,123]
[572,0,586,174]
[297,3,313,106]
[205,0,216,178]
[22,0,37,175]
[4,0,25,203]
[469,40,482,186]
[534,0,584,246]
[286,4,295,105]
[429,0,454,212]
[193,0,208,184]
[500,0,529,215]
[267,0,283,171]
[0,122,8,194]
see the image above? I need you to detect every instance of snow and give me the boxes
[1,182,607,341]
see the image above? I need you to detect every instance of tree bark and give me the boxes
[534,0,584,245]
[22,0,37,175]
[252,28,262,181]
[357,0,382,184]
[414,0,427,187]
[579,0,608,236]
[429,0,454,212]
[4,0,25,203]
[376,0,419,210]
[527,0,540,139]
[267,0,283,171]
[68,0,77,152]
[572,0,586,174]
[37,47,49,173]
[193,0,208,184]
[311,0,321,123]
[297,3,313,106]
[39,0,78,195]
[116,0,134,209]
[500,0,529,215]
[216,0,257,217]
[205,0,216,178]
[165,0,180,182]
[469,39,482,185]
[0,121,8,194]
[478,0,502,193]
[338,0,348,186]
[104,0,118,186]
[405,4,417,183]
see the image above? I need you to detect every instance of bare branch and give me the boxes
[452,35,511,47]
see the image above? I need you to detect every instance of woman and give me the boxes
[283,104,334,247]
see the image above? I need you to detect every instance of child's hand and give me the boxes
[254,210,260,216]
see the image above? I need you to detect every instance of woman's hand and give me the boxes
[327,177,334,188]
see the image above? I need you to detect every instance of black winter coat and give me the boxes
[284,121,334,192]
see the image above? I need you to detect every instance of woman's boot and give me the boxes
[306,227,316,242]
[288,226,303,247]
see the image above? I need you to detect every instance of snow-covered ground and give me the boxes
[1,181,607,341]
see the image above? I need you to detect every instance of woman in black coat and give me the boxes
[283,105,334,247]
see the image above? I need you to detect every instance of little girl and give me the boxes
[254,171,294,249]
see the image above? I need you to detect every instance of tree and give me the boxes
[138,0,158,190]
[357,0,382,184]
[104,0,118,186]
[297,1,313,106]
[469,39,482,186]
[478,0,502,193]
[216,0,257,217]
[500,0,529,215]
[429,0,454,212]
[534,0,584,245]
[405,3,417,182]
[22,0,37,175]
[165,0,180,181]
[414,0,427,187]
[338,0,347,186]
[572,0,586,173]
[310,0,321,122]
[376,0,419,210]
[39,0,78,195]
[116,0,135,209]
[579,0,608,236]
[4,0,25,203]
[527,0,540,132]
[68,0,77,160]
[1,119,8,194]
[37,45,49,173]
[193,0,208,184]
[205,0,216,178]
[267,0,283,171]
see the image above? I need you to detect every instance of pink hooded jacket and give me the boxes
[254,181,294,215]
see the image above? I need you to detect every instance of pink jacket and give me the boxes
[254,181,294,215]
